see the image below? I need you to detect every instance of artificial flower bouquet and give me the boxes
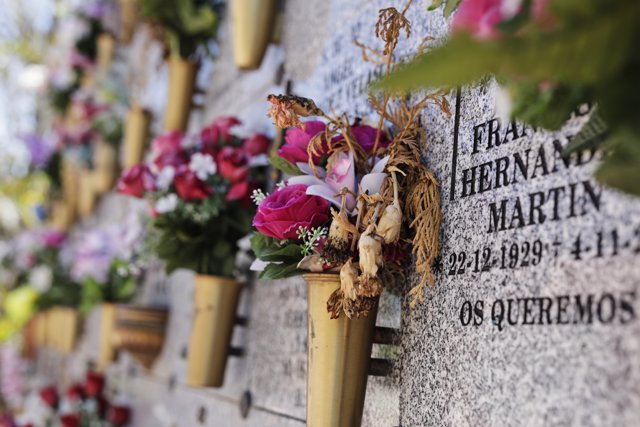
[14,371,131,427]
[117,117,271,277]
[254,64,447,321]
[61,216,146,313]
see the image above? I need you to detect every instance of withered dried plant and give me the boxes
[266,0,448,316]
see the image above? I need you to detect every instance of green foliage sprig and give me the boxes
[380,0,640,195]
[139,0,219,59]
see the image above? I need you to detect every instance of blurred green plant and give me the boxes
[138,0,219,59]
[379,0,640,195]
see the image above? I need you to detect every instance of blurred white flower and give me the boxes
[155,194,179,214]
[156,166,175,191]
[494,84,513,126]
[189,153,216,180]
[29,265,53,293]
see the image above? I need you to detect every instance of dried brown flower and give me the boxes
[357,274,383,298]
[266,94,324,128]
[358,224,383,278]
[340,258,359,301]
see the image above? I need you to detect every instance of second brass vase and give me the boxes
[186,275,242,387]
[163,58,198,132]
[230,0,277,70]
[97,303,117,371]
[304,273,378,427]
[122,103,151,169]
[93,141,118,194]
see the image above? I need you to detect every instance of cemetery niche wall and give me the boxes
[16,0,640,426]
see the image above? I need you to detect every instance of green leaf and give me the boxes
[443,0,462,16]
[596,128,640,196]
[80,278,104,314]
[259,263,304,280]
[251,233,303,262]
[377,4,638,91]
[564,109,609,155]
[269,156,303,176]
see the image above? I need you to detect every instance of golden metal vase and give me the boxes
[61,158,79,220]
[186,275,242,387]
[230,0,278,70]
[112,305,168,369]
[163,58,198,132]
[97,33,116,72]
[56,308,80,354]
[49,200,74,231]
[122,103,151,169]
[97,303,117,371]
[77,168,97,218]
[118,0,138,43]
[92,141,118,194]
[305,273,378,427]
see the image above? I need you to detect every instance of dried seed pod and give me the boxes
[357,274,383,298]
[339,258,359,301]
[358,224,383,278]
[326,289,343,319]
[377,203,402,244]
[329,208,350,245]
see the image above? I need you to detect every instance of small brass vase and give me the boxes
[50,200,74,231]
[112,305,168,369]
[96,33,116,72]
[186,275,242,387]
[92,141,118,194]
[57,307,80,354]
[97,303,117,371]
[163,58,198,132]
[122,103,151,169]
[61,158,79,220]
[118,0,138,43]
[77,168,97,218]
[304,273,377,427]
[230,0,277,70]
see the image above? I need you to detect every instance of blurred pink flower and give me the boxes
[452,0,505,39]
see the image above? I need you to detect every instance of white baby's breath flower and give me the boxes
[155,194,179,214]
[250,189,267,205]
[156,166,175,191]
[29,265,53,293]
[275,181,287,190]
[189,153,217,180]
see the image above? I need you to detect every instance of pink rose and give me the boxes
[42,230,66,248]
[174,166,212,201]
[201,116,241,146]
[253,184,330,241]
[242,134,271,156]
[452,0,504,39]
[350,123,391,153]
[278,121,327,164]
[152,130,183,155]
[117,164,155,198]
[217,147,249,183]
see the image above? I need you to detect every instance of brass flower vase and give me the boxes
[118,0,138,43]
[56,307,80,354]
[78,168,97,218]
[186,275,242,387]
[97,303,117,371]
[122,103,151,169]
[163,58,198,132]
[96,33,116,73]
[230,0,278,70]
[92,141,118,194]
[304,273,378,427]
[50,200,74,231]
[112,305,168,369]
[61,158,79,220]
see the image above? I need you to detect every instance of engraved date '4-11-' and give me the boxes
[446,226,640,276]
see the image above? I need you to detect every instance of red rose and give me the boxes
[59,414,80,427]
[253,184,329,241]
[226,181,254,206]
[108,405,131,427]
[96,395,109,417]
[278,121,326,165]
[349,122,391,153]
[39,385,59,408]
[117,164,155,198]
[242,134,270,156]
[84,371,105,397]
[153,150,189,170]
[217,147,249,183]
[65,384,85,401]
[174,166,212,201]
[200,116,241,146]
